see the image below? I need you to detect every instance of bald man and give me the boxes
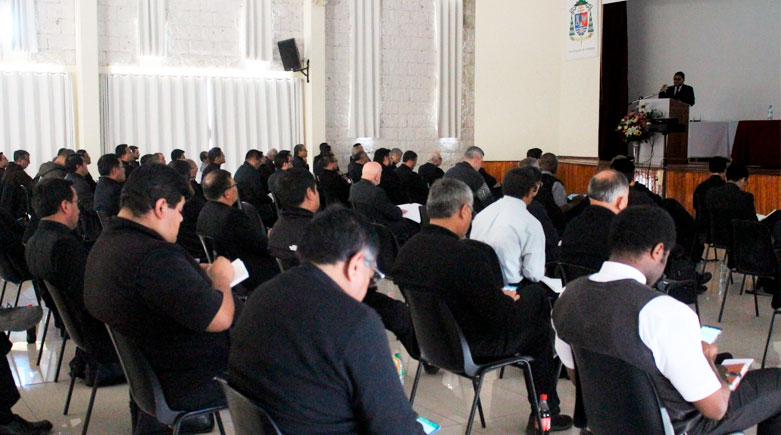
[349,162,418,241]
[418,151,445,188]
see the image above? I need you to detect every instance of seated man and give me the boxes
[169,160,207,260]
[518,157,560,261]
[347,144,365,183]
[471,167,545,286]
[291,144,309,171]
[64,154,95,210]
[198,169,278,290]
[693,157,728,243]
[396,151,429,205]
[417,151,445,188]
[234,149,274,225]
[609,157,662,206]
[267,150,292,195]
[317,154,350,206]
[116,144,136,179]
[374,148,409,205]
[554,206,781,434]
[93,153,126,217]
[34,148,73,182]
[258,148,277,188]
[392,178,573,433]
[85,164,234,433]
[349,162,418,242]
[202,147,225,179]
[705,163,757,242]
[312,142,331,179]
[444,146,494,213]
[0,150,34,221]
[268,168,320,262]
[25,178,122,385]
[229,208,424,434]
[560,170,628,271]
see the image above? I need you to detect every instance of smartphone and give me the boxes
[567,193,580,200]
[701,325,722,344]
[502,285,518,292]
[417,416,441,435]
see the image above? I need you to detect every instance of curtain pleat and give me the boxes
[138,0,167,56]
[243,0,273,61]
[0,71,74,174]
[8,0,38,53]
[349,0,381,138]
[437,0,462,138]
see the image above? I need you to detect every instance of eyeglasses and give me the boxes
[363,259,386,287]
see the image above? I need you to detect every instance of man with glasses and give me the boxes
[392,178,573,433]
[198,169,278,291]
[229,207,425,434]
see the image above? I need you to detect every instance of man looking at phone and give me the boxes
[554,206,781,434]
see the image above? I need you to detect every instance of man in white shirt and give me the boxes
[554,206,781,434]
[471,167,545,286]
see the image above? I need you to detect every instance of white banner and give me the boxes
[565,0,600,60]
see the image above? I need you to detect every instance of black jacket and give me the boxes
[0,162,34,219]
[693,175,725,236]
[349,179,403,227]
[659,84,695,106]
[93,177,123,216]
[35,161,66,182]
[292,156,309,171]
[197,201,277,290]
[268,207,314,261]
[528,199,560,262]
[234,162,270,209]
[560,205,616,271]
[379,164,409,205]
[418,163,444,188]
[445,162,494,212]
[177,189,207,260]
[347,162,363,183]
[65,172,95,210]
[318,169,350,206]
[396,164,428,204]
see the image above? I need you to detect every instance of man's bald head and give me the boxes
[427,151,442,166]
[588,169,629,214]
[362,161,383,185]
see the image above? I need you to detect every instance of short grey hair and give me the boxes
[390,148,402,157]
[588,169,629,203]
[464,146,484,160]
[427,178,473,219]
[518,157,539,169]
[427,151,440,163]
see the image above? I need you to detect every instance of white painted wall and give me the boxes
[475,0,601,160]
[627,0,781,122]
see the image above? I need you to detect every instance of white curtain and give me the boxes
[0,71,74,175]
[211,76,303,172]
[242,0,272,61]
[349,0,381,138]
[1,0,38,53]
[138,0,167,57]
[436,0,462,138]
[100,73,210,161]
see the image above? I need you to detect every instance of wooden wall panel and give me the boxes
[483,160,599,195]
[665,170,710,215]
[482,161,518,184]
[746,174,780,215]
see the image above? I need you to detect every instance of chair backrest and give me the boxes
[0,214,31,284]
[709,206,741,251]
[732,219,777,276]
[401,287,480,376]
[371,223,399,276]
[215,378,282,435]
[572,347,673,435]
[270,193,281,217]
[241,201,267,236]
[556,263,596,286]
[95,210,110,229]
[105,325,181,425]
[42,280,90,350]
[19,184,33,221]
[197,234,217,263]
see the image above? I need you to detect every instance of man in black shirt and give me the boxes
[348,150,369,183]
[560,170,628,271]
[418,151,445,188]
[0,150,34,220]
[233,149,271,211]
[258,148,277,188]
[444,146,494,213]
[34,148,72,182]
[392,178,573,432]
[198,169,278,290]
[64,154,94,210]
[169,160,207,260]
[292,144,309,171]
[267,150,292,195]
[693,157,728,245]
[374,148,409,204]
[317,154,350,206]
[268,168,320,262]
[349,162,418,242]
[229,208,424,434]
[202,147,225,180]
[85,164,235,433]
[312,142,331,178]
[25,178,122,385]
[75,150,97,190]
[93,154,125,217]
[396,151,429,204]
[115,144,136,179]
[519,157,561,261]
[610,157,662,207]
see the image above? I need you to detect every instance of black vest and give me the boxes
[553,277,703,433]
[538,173,566,233]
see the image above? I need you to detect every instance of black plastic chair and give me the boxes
[402,287,540,435]
[105,325,226,435]
[554,263,596,286]
[43,280,107,435]
[719,220,776,322]
[0,226,34,308]
[274,257,299,273]
[215,377,282,435]
[197,234,217,264]
[270,193,281,218]
[19,184,34,222]
[372,223,399,279]
[241,201,268,237]
[572,347,674,435]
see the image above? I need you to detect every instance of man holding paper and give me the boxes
[554,206,781,434]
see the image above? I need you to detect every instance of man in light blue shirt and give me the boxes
[471,167,546,286]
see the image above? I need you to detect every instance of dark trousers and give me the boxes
[1,335,20,422]
[693,368,781,435]
[362,288,417,357]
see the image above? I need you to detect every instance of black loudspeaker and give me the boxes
[277,39,302,71]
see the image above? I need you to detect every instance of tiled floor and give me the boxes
[4,255,771,434]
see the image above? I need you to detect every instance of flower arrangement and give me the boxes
[616,105,661,143]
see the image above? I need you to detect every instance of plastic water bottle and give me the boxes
[718,261,728,297]
[769,105,774,120]
[394,353,404,385]
[539,394,551,434]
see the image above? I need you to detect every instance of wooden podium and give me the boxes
[629,98,690,166]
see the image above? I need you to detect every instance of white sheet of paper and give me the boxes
[398,203,422,223]
[540,276,564,294]
[230,258,250,288]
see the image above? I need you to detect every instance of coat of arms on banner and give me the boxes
[569,0,595,42]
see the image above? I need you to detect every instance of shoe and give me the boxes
[0,415,53,434]
[525,413,574,434]
[179,414,214,434]
[422,362,440,375]
[580,429,594,435]
[697,272,712,285]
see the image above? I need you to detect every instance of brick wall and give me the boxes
[18,0,77,65]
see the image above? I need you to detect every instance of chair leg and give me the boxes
[472,378,486,428]
[81,378,100,435]
[519,361,542,435]
[13,282,23,307]
[409,361,423,405]
[54,337,68,383]
[36,309,51,366]
[762,311,779,368]
[215,411,225,435]
[0,280,7,304]
[755,288,760,318]
[64,373,77,414]
[172,418,183,435]
[499,367,505,379]
[466,376,486,435]
[718,272,731,322]
[739,274,746,295]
